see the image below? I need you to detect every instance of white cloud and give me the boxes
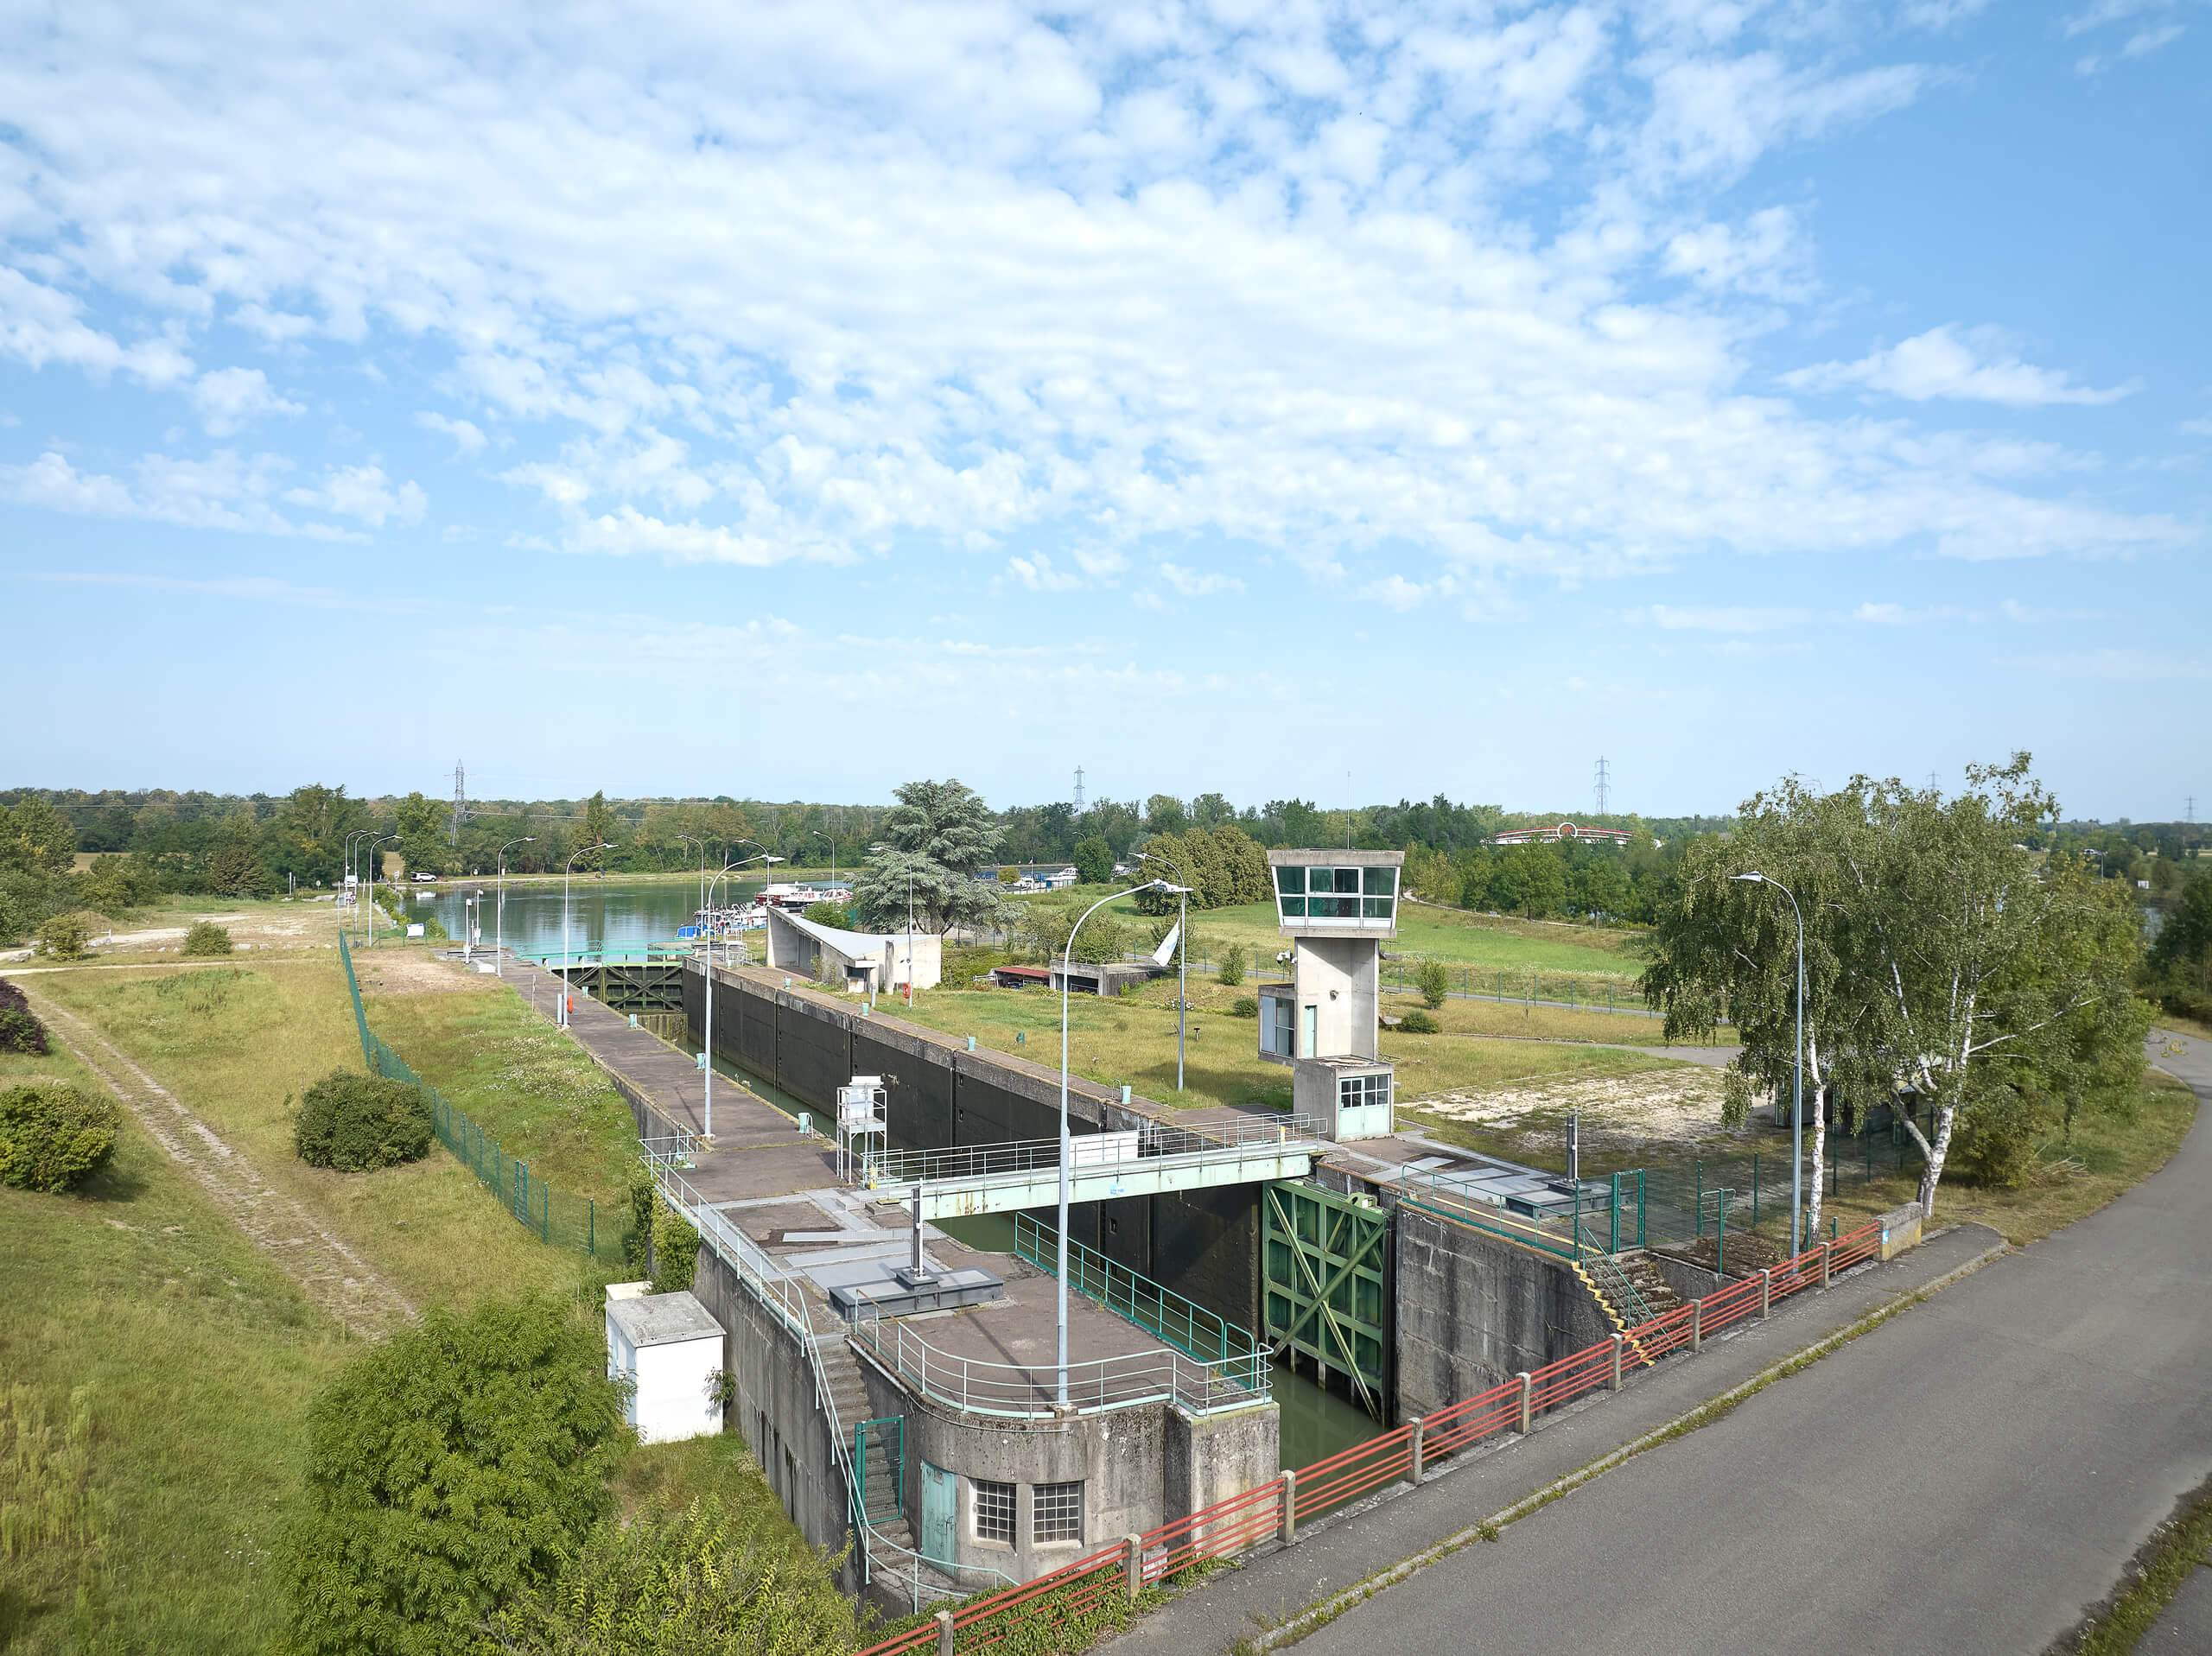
[1006,552,1083,592]
[1364,574,1430,612]
[1853,601,1962,625]
[2180,417,2212,438]
[1661,207,1811,301]
[0,267,193,384]
[1903,0,1994,29]
[416,410,486,457]
[192,366,303,435]
[1157,562,1243,598]
[283,464,426,529]
[1786,326,2134,407]
[0,448,355,537]
[1643,605,1810,632]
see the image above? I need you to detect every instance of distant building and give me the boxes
[1488,822,1632,847]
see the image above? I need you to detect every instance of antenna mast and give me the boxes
[448,760,467,845]
[1594,757,1611,820]
[1072,766,1086,815]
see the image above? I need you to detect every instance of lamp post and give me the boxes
[495,837,535,977]
[1732,872,1805,1253]
[1136,851,1194,1094]
[562,842,613,1029]
[702,849,779,1140]
[364,835,399,945]
[805,828,836,899]
[342,830,370,932]
[1056,879,1169,1406]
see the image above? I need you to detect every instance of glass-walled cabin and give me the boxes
[1272,862,1398,931]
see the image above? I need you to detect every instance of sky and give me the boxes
[2,0,2206,822]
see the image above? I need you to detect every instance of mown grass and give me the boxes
[31,960,601,1310]
[0,1100,344,1654]
[365,974,640,1205]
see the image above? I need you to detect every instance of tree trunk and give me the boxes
[1918,1104,1956,1221]
[1804,1084,1827,1247]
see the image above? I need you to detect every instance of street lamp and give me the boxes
[805,828,837,898]
[1732,872,1806,1253]
[495,837,535,977]
[364,835,399,946]
[561,842,614,1029]
[1136,850,1196,1094]
[702,849,780,1140]
[1056,879,1170,1406]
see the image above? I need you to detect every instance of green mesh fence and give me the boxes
[1377,960,1655,1018]
[339,928,635,1267]
[1638,1123,1928,1252]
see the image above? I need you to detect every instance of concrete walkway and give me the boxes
[1112,1031,2209,1655]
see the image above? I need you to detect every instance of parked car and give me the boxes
[411,872,439,882]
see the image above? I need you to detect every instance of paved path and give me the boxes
[1116,1031,2208,1656]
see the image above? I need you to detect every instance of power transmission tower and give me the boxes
[448,761,467,845]
[1072,766,1086,815]
[1593,757,1611,820]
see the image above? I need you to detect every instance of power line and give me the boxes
[448,760,467,845]
[1072,765,1085,815]
[1594,757,1610,820]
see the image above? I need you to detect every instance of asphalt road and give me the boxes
[1284,1031,2212,1655]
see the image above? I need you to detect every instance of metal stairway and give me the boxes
[814,1337,961,1608]
[1567,1227,1682,1370]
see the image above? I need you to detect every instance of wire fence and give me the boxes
[850,1215,1888,1656]
[339,928,635,1267]
[1377,960,1659,1018]
[1642,1121,1929,1251]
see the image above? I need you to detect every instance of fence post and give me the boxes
[1760,1267,1772,1319]
[1124,1533,1144,1602]
[1637,1169,1646,1248]
[1752,1152,1759,1234]
[1408,1417,1426,1485]
[1516,1372,1533,1434]
[1278,1469,1298,1545]
[1696,1161,1704,1240]
[1608,1333,1624,1391]
[934,1608,955,1656]
[1689,1299,1702,1353]
[1821,1241,1833,1288]
[1609,1171,1620,1255]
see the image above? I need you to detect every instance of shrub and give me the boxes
[283,1295,627,1656]
[1230,995,1258,1018]
[0,979,50,1055]
[293,1069,434,1171]
[0,1083,120,1192]
[181,920,234,957]
[801,900,854,930]
[1218,942,1247,987]
[1949,1084,2052,1191]
[485,1494,858,1655]
[35,913,90,961]
[648,1195,702,1292]
[1398,1009,1440,1034]
[1416,960,1451,1010]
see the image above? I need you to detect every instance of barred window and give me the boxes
[973,1479,1015,1545]
[1033,1481,1083,1545]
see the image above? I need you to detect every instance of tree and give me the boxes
[1217,942,1246,987]
[853,780,1010,936]
[1485,847,1567,918]
[1129,826,1271,914]
[483,1494,858,1656]
[79,854,160,915]
[2146,869,2212,1019]
[1190,793,1236,829]
[1071,836,1114,885]
[283,1296,627,1656]
[1417,960,1450,1010]
[394,791,448,878]
[36,913,90,960]
[205,828,276,898]
[1144,795,1187,836]
[181,920,235,956]
[581,792,618,872]
[0,797,76,874]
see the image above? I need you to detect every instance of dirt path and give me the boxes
[22,985,416,1341]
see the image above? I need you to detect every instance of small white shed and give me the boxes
[604,1285,726,1444]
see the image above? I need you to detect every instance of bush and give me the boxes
[283,1295,627,1656]
[1230,995,1259,1018]
[181,920,234,956]
[1416,960,1451,1010]
[1398,1009,1440,1034]
[1218,942,1246,987]
[485,1494,858,1655]
[293,1069,434,1171]
[0,979,50,1055]
[35,913,90,961]
[0,1083,120,1192]
[1948,1083,2052,1190]
[800,900,854,930]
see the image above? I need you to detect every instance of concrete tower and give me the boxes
[1255,847,1402,1140]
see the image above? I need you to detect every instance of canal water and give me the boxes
[411,875,766,956]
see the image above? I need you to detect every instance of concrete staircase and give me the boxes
[1569,1247,1684,1371]
[815,1337,955,1603]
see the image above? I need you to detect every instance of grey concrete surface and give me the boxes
[1108,1031,2210,1656]
[2147,1564,2212,1648]
[1274,1031,2212,1655]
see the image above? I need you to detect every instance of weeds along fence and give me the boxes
[853,1215,1885,1656]
[338,929,633,1267]
[1377,960,1659,1018]
[1643,1126,1930,1252]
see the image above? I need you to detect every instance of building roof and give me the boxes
[606,1290,723,1348]
[769,905,903,958]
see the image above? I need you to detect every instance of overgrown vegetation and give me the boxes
[292,1069,435,1171]
[181,919,234,956]
[0,1083,119,1193]
[0,980,50,1055]
[35,913,89,961]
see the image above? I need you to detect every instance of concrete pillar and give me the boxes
[935,1608,954,1655]
[1516,1372,1533,1434]
[1608,1332,1624,1391]
[1124,1533,1144,1602]
[1689,1299,1703,1353]
[1821,1241,1834,1287]
[1278,1469,1298,1545]
[1760,1267,1772,1319]
[1408,1417,1425,1486]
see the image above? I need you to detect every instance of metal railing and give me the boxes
[860,1113,1324,1189]
[849,1303,1269,1421]
[1012,1214,1268,1395]
[1573,1218,1656,1326]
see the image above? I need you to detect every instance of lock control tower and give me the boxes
[1255,848,1402,1140]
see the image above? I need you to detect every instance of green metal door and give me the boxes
[919,1460,955,1570]
[1262,1181,1392,1418]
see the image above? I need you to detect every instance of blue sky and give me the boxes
[3,0,2205,821]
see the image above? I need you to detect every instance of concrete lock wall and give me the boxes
[1391,1203,1615,1420]
[684,961,1266,1336]
[689,1243,861,1590]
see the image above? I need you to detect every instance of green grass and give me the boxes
[0,1093,346,1653]
[1384,1036,1688,1101]
[32,960,605,1310]
[366,977,640,1205]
